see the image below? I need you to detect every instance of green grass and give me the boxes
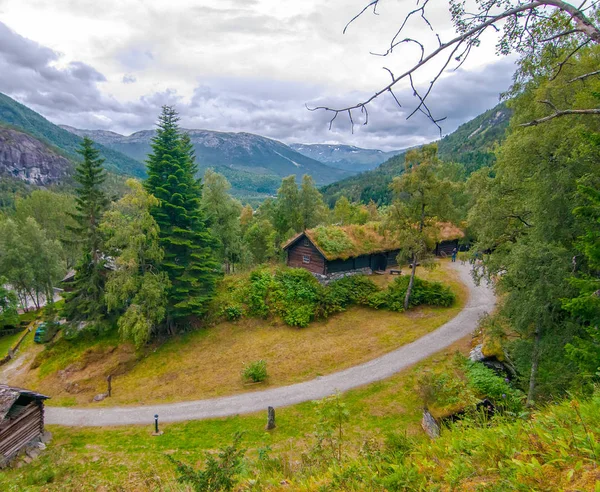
[0,331,22,356]
[2,338,598,491]
[1,339,465,491]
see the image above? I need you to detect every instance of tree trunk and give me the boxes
[527,325,541,407]
[404,201,426,311]
[404,253,418,310]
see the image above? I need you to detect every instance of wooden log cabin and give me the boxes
[283,224,402,276]
[0,385,49,467]
[283,222,465,277]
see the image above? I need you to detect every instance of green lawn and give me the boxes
[0,338,471,491]
[0,330,22,357]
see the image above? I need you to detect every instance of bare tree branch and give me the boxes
[569,68,600,81]
[520,108,600,126]
[312,0,600,131]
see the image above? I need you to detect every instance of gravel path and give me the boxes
[45,263,495,427]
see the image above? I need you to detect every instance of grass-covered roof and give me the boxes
[284,222,465,261]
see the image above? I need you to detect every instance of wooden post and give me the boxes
[106,375,112,398]
[266,406,276,430]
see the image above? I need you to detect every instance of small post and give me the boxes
[266,406,276,430]
[152,414,163,436]
[106,375,112,398]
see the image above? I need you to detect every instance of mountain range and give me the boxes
[0,91,512,203]
[289,144,405,172]
[58,126,353,198]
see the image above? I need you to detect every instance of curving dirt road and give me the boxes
[45,262,495,427]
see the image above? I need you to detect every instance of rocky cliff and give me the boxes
[0,127,71,185]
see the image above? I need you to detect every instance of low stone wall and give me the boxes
[312,267,373,285]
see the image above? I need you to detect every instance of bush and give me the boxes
[223,305,243,321]
[168,433,246,491]
[242,359,268,383]
[368,275,456,311]
[247,269,272,318]
[328,275,380,307]
[464,359,524,413]
[269,268,322,327]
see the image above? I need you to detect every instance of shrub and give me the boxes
[369,275,456,311]
[242,359,268,383]
[269,268,322,327]
[464,359,524,413]
[168,433,246,491]
[223,305,243,321]
[328,275,380,306]
[247,269,272,318]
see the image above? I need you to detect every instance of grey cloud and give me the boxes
[116,47,154,70]
[0,19,514,151]
[0,21,120,115]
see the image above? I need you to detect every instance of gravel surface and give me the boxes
[46,263,495,427]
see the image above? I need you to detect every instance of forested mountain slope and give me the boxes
[0,93,145,177]
[321,102,512,205]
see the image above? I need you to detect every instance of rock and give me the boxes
[22,456,32,464]
[93,393,108,402]
[469,344,484,362]
[0,127,70,185]
[421,409,440,439]
[26,448,40,459]
[37,442,46,450]
[65,382,82,394]
[41,431,52,444]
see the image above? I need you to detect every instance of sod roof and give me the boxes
[283,222,464,261]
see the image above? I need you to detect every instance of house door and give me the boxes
[373,254,387,272]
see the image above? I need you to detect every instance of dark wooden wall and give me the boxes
[287,240,326,274]
[0,401,44,465]
[435,240,459,256]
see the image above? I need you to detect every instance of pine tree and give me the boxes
[63,137,109,323]
[145,106,220,330]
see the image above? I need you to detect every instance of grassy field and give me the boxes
[2,335,597,492]
[0,337,473,491]
[0,330,23,357]
[8,261,468,407]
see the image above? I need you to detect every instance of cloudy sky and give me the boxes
[0,0,516,150]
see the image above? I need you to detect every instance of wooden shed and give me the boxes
[433,222,466,256]
[0,385,49,467]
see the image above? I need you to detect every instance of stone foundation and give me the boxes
[312,267,373,285]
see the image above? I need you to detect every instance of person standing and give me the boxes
[451,247,457,262]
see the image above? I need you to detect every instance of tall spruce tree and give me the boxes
[63,137,109,323]
[145,106,220,331]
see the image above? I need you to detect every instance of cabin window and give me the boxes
[303,238,310,247]
[303,255,311,264]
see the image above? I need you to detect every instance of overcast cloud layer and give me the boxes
[0,0,516,150]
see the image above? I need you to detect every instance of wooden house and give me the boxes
[283,224,402,276]
[283,222,466,277]
[0,385,49,467]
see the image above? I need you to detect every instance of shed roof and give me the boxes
[0,385,49,421]
[283,221,465,261]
